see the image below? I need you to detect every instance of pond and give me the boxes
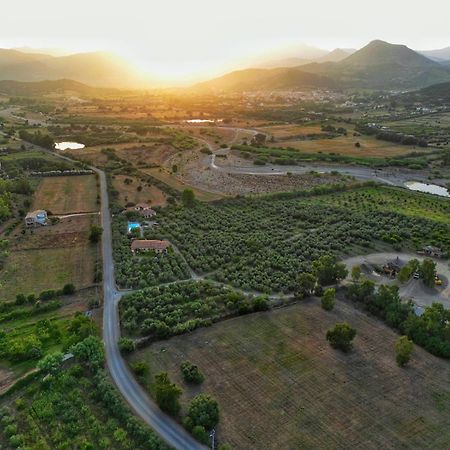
[54,141,85,151]
[184,119,223,124]
[404,181,449,198]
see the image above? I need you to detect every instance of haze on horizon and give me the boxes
[3,0,450,85]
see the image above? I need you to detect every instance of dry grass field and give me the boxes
[0,215,99,301]
[32,175,99,214]
[271,133,426,157]
[258,123,324,139]
[143,167,224,201]
[131,300,450,450]
[112,174,167,207]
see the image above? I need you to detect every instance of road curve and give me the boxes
[96,168,207,450]
[24,141,206,450]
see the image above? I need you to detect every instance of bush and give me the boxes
[180,361,204,384]
[154,372,182,416]
[326,323,356,352]
[118,337,136,354]
[192,425,209,444]
[62,283,76,295]
[395,335,414,367]
[321,288,336,311]
[89,225,103,243]
[186,394,219,430]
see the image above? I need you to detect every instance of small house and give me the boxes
[25,210,48,227]
[131,239,170,254]
[422,246,443,258]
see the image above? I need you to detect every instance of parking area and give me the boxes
[342,252,450,309]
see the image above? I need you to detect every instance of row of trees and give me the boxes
[347,278,450,358]
[144,187,449,293]
[120,280,268,340]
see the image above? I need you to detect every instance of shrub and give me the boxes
[321,288,336,311]
[186,394,219,430]
[395,336,414,367]
[62,283,76,295]
[118,337,136,354]
[154,372,182,416]
[326,323,356,352]
[180,361,204,384]
[192,425,209,444]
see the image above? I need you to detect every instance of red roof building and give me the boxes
[131,239,170,254]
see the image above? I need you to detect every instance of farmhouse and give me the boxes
[126,203,157,219]
[25,210,48,227]
[131,239,170,254]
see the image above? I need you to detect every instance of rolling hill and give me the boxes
[194,66,336,92]
[0,49,150,88]
[0,79,122,96]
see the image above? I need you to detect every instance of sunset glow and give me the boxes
[3,0,449,85]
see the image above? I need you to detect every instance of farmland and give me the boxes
[130,300,450,450]
[32,174,99,214]
[144,185,450,293]
[0,339,166,450]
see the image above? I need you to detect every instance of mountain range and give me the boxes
[0,40,449,91]
[0,49,149,88]
[197,40,450,91]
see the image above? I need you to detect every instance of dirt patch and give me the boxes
[112,174,167,207]
[32,175,99,214]
[132,300,450,450]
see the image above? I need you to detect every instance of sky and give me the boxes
[3,0,450,83]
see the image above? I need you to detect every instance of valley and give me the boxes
[0,35,449,450]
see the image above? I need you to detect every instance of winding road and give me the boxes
[17,139,207,450]
[96,169,206,450]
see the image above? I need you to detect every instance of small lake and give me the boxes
[404,181,449,198]
[184,119,223,124]
[54,141,85,151]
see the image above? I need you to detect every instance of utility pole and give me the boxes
[210,428,216,450]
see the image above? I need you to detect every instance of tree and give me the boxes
[326,323,356,352]
[154,372,182,416]
[62,283,76,295]
[295,272,316,299]
[351,265,361,282]
[180,361,204,384]
[118,337,136,353]
[191,425,209,444]
[321,288,336,311]
[395,336,414,367]
[312,255,348,286]
[37,352,64,375]
[181,189,195,207]
[419,258,436,288]
[397,259,419,283]
[186,394,219,430]
[252,295,269,311]
[89,225,103,243]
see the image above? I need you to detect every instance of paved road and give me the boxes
[18,140,206,450]
[96,169,207,450]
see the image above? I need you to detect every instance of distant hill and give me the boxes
[0,79,121,96]
[400,81,450,104]
[420,47,450,62]
[301,40,450,88]
[194,67,335,92]
[197,40,450,91]
[314,48,355,63]
[0,49,150,88]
